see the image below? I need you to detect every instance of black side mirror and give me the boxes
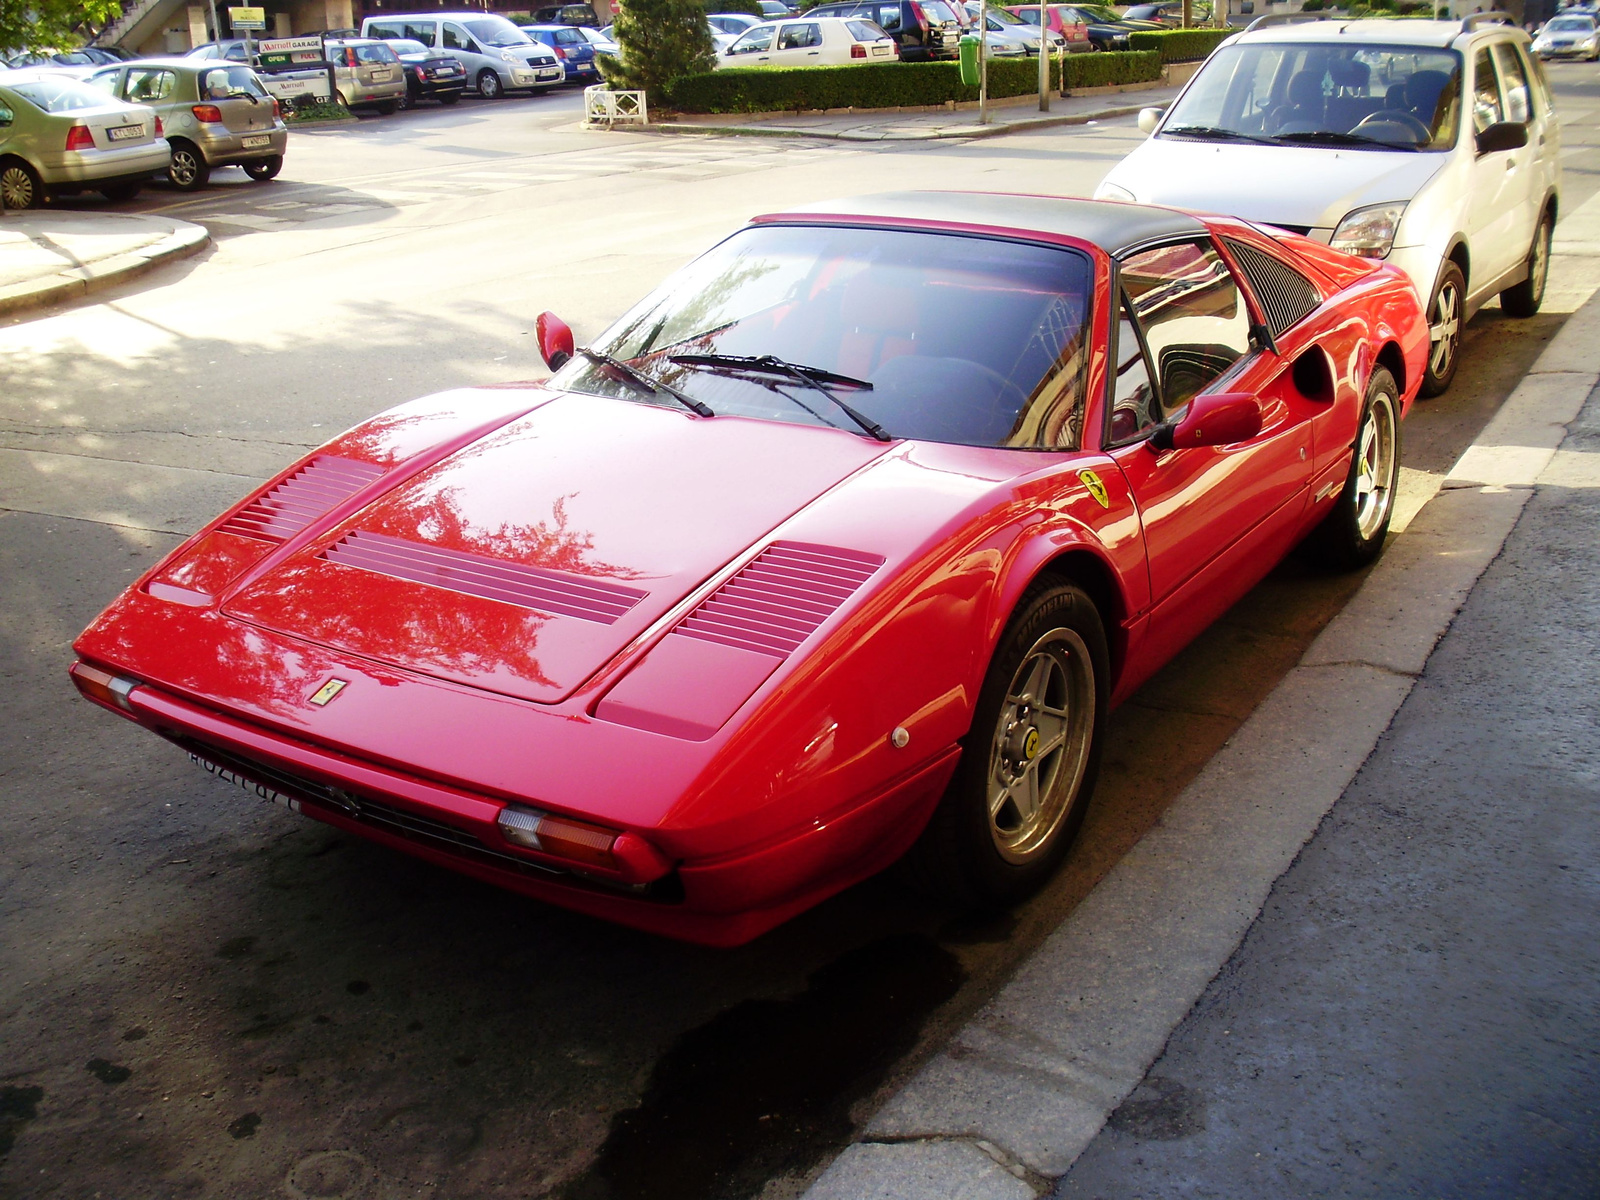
[1476,121,1528,156]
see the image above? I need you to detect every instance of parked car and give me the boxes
[376,38,467,107]
[70,191,1426,944]
[801,0,965,60]
[1530,12,1599,59]
[0,71,170,208]
[576,25,620,58]
[1005,6,1094,52]
[85,59,287,190]
[529,3,600,24]
[359,13,564,98]
[1024,4,1157,50]
[1097,15,1560,397]
[963,3,1067,55]
[1119,1,1213,27]
[521,24,601,82]
[708,12,764,38]
[4,48,100,78]
[758,0,798,16]
[321,38,408,112]
[719,16,899,65]
[184,40,255,63]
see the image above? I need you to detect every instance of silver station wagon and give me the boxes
[87,60,288,191]
[0,71,170,209]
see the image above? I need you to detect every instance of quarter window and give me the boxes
[877,4,903,30]
[1472,47,1503,133]
[1109,297,1161,444]
[1118,240,1252,414]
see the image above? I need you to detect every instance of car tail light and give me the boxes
[415,65,428,80]
[496,806,672,882]
[154,116,164,136]
[851,42,866,56]
[910,0,931,32]
[70,662,140,712]
[64,124,94,151]
[270,98,280,119]
[192,104,223,123]
[552,44,566,57]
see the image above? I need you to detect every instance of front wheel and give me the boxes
[1500,211,1553,318]
[1420,260,1464,398]
[1,158,44,210]
[1303,367,1402,572]
[243,156,282,181]
[477,70,503,99]
[903,581,1107,911]
[167,141,210,191]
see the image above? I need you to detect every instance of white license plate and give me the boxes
[241,134,271,148]
[370,67,393,80]
[107,124,143,142]
[189,752,302,814]
[439,65,461,74]
[871,44,891,54]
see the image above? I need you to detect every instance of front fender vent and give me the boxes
[219,456,386,542]
[1225,237,1321,337]
[672,541,884,659]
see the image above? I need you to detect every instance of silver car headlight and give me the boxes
[1096,181,1136,202]
[501,49,521,62]
[1331,202,1407,258]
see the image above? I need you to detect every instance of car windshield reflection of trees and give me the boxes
[1163,43,1463,151]
[551,226,1094,451]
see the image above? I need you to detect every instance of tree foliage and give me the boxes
[1,0,121,53]
[599,0,717,99]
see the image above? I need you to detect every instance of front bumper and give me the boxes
[510,64,565,88]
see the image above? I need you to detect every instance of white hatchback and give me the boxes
[1096,15,1561,396]
[718,16,899,67]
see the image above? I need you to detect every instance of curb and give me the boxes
[620,101,1160,142]
[0,217,210,319]
[800,198,1600,1198]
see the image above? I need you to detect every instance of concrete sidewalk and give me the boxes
[801,194,1600,1200]
[631,85,1181,142]
[0,210,209,319]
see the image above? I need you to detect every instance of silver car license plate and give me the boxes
[107,124,143,142]
[241,134,271,148]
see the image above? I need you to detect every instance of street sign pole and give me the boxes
[979,0,989,124]
[1038,0,1049,110]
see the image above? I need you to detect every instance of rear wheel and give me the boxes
[1303,367,1401,572]
[99,180,141,202]
[1420,260,1464,398]
[1500,210,1553,318]
[0,158,43,210]
[477,69,503,99]
[243,156,282,181]
[904,581,1107,910]
[167,141,209,191]
[397,85,415,110]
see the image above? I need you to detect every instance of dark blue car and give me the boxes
[519,24,600,82]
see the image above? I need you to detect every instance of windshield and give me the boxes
[922,1,962,24]
[1546,16,1595,30]
[552,225,1093,449]
[354,43,399,62]
[387,38,429,54]
[1074,6,1124,23]
[464,16,533,45]
[3,76,118,112]
[1162,42,1462,151]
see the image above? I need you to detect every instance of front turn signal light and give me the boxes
[70,661,141,712]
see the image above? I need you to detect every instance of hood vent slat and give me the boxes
[219,456,386,543]
[672,541,883,659]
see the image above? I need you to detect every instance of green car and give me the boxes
[0,71,171,210]
[85,59,289,192]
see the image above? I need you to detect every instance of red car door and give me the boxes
[1104,238,1316,670]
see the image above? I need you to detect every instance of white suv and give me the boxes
[1096,15,1560,396]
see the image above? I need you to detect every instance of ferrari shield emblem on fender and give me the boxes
[1078,469,1110,509]
[307,678,348,707]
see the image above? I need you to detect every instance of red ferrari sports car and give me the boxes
[71,193,1427,945]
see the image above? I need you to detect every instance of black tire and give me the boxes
[1419,260,1464,398]
[0,158,44,210]
[477,69,503,99]
[376,100,397,115]
[243,156,282,182]
[397,85,415,110]
[1303,367,1402,572]
[903,580,1108,911]
[167,141,210,191]
[1500,210,1553,318]
[99,180,140,202]
[438,91,461,105]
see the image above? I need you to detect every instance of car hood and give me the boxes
[1106,137,1447,231]
[220,391,890,705]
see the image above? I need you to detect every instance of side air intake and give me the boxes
[218,456,386,542]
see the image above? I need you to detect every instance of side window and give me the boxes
[877,4,904,30]
[1119,240,1253,414]
[86,69,121,95]
[366,21,402,39]
[778,22,821,48]
[1109,296,1161,445]
[729,24,776,52]
[443,23,472,51]
[404,21,437,43]
[126,68,176,102]
[1492,42,1530,125]
[1471,46,1503,133]
[1522,46,1555,117]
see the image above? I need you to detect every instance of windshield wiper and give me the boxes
[669,353,891,442]
[1271,130,1418,150]
[577,346,714,417]
[1160,124,1275,145]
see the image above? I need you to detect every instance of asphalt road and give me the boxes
[3,68,1599,1200]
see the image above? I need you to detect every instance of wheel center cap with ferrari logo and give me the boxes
[1023,728,1040,760]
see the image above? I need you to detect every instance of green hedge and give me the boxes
[1126,28,1230,63]
[660,51,1160,113]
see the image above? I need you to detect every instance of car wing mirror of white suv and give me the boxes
[1476,120,1528,156]
[1137,106,1165,135]
[0,105,12,127]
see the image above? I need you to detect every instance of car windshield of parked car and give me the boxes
[923,0,963,23]
[465,16,535,46]
[201,66,268,99]
[1162,42,1462,151]
[353,43,400,62]
[4,76,117,112]
[387,38,430,54]
[1072,6,1123,23]
[554,225,1094,449]
[1544,15,1595,31]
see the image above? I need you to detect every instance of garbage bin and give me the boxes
[959,33,981,87]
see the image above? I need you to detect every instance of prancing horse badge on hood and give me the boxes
[308,678,348,707]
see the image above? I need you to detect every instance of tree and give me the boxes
[1,0,120,52]
[598,0,717,100]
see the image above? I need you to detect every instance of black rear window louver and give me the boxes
[1224,238,1321,338]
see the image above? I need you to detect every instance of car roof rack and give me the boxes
[1243,12,1329,33]
[1462,11,1515,31]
